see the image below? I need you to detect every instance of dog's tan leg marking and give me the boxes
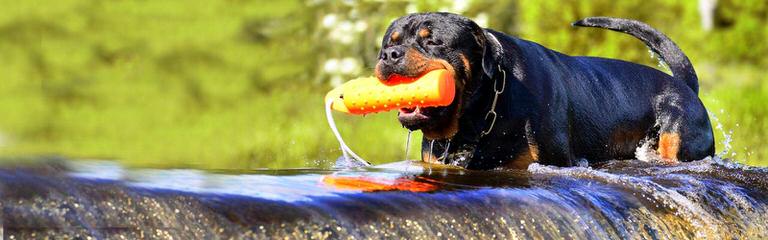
[506,144,540,169]
[658,133,681,163]
[422,151,440,164]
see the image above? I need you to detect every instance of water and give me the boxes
[404,130,412,161]
[710,109,736,158]
[1,158,767,239]
[324,99,369,166]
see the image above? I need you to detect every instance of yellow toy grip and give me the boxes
[325,69,455,115]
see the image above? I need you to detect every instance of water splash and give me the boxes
[635,109,739,164]
[709,109,735,158]
[635,138,661,163]
[576,158,590,168]
[527,161,768,238]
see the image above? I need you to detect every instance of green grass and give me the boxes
[698,64,768,166]
[0,85,425,169]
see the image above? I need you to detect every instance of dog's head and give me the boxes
[376,12,501,139]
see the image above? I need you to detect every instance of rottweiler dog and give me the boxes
[375,13,714,169]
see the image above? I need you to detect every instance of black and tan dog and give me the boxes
[375,12,714,169]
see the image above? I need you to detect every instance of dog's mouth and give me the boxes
[376,54,461,135]
[390,66,453,130]
[398,106,431,130]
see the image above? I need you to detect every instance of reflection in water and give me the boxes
[1,158,767,239]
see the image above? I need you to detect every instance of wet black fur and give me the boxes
[379,13,715,169]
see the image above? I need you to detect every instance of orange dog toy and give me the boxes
[325,69,455,114]
[321,175,439,192]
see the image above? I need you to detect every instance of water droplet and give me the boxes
[404,130,413,161]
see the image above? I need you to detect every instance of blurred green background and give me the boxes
[0,0,765,169]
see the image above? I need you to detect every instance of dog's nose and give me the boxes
[380,47,404,64]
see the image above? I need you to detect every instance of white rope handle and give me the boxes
[325,99,370,166]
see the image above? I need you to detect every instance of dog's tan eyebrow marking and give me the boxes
[418,28,430,38]
[459,53,471,80]
[390,31,400,41]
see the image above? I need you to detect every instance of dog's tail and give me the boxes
[572,17,699,94]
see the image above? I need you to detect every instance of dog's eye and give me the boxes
[426,39,443,46]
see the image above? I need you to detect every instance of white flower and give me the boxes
[323,58,340,73]
[452,0,471,13]
[329,21,356,44]
[322,14,338,28]
[339,58,359,74]
[405,3,418,14]
[338,21,354,32]
[340,35,354,44]
[354,21,367,32]
[474,13,488,28]
[330,75,343,87]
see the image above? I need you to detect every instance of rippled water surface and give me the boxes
[2,158,768,239]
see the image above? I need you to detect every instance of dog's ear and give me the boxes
[480,31,503,78]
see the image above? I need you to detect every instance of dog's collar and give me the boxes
[431,64,507,168]
[480,64,506,136]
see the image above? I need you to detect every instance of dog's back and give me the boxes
[488,18,714,164]
[572,17,700,94]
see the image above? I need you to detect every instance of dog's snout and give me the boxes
[387,48,403,60]
[381,47,404,64]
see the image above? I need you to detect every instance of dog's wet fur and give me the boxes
[374,13,714,170]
